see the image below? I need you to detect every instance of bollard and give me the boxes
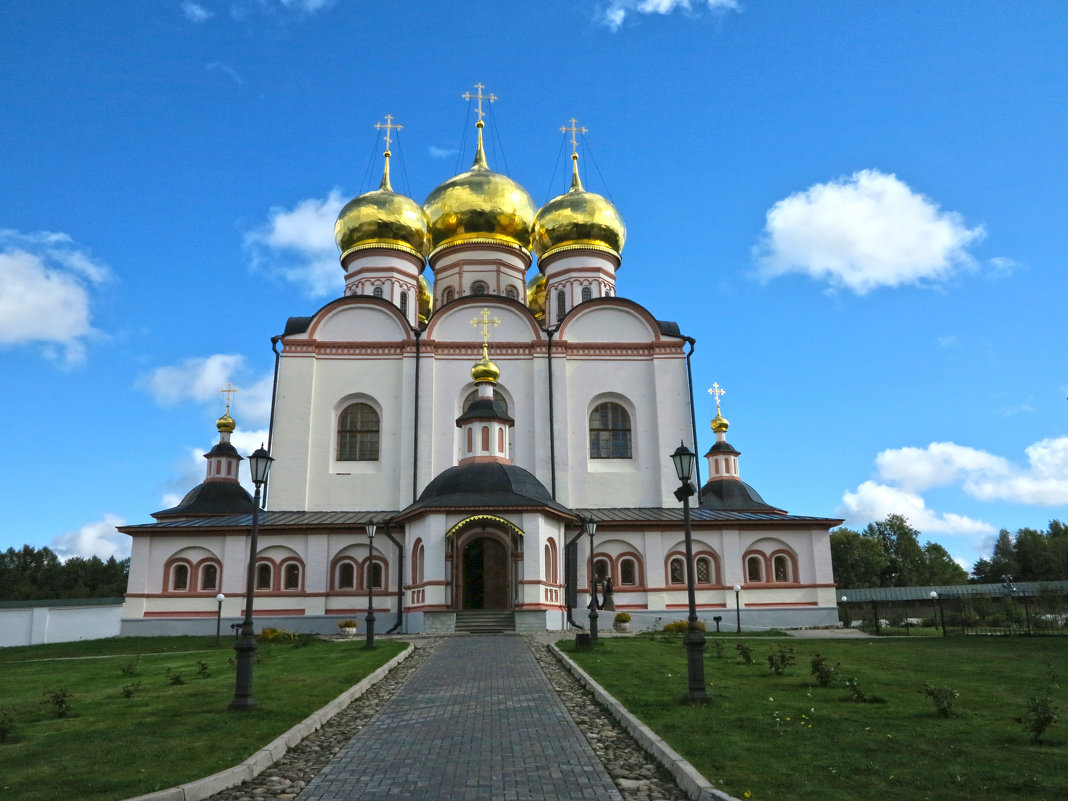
[575,633,592,651]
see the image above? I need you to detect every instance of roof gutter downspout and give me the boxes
[265,334,283,508]
[384,524,405,633]
[412,328,422,503]
[546,324,560,499]
[684,336,701,504]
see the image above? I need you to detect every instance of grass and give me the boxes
[0,635,407,801]
[562,633,1067,801]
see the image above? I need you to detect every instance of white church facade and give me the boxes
[120,99,840,635]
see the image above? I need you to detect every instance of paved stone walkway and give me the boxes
[296,636,624,801]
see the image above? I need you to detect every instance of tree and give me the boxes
[970,521,1068,583]
[830,528,888,589]
[0,545,129,601]
[864,514,926,587]
[918,542,969,586]
[832,515,970,589]
[972,530,1018,583]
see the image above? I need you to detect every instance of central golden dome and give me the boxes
[532,155,626,260]
[423,125,535,255]
[334,155,430,259]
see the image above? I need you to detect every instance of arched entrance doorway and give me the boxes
[461,537,509,609]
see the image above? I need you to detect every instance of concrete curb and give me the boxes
[549,643,742,801]
[122,644,415,801]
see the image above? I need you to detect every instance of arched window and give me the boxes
[774,554,791,582]
[412,541,425,584]
[589,402,632,459]
[337,561,355,589]
[696,556,712,585]
[746,555,764,583]
[172,563,190,591]
[372,286,383,298]
[444,287,455,304]
[505,286,518,300]
[463,390,508,415]
[481,426,490,451]
[581,285,592,302]
[556,290,566,322]
[200,563,218,591]
[400,291,409,316]
[668,557,685,585]
[593,557,610,581]
[283,563,301,590]
[545,544,552,581]
[619,557,637,586]
[338,403,380,461]
[472,281,488,295]
[256,563,272,591]
[367,561,384,590]
[546,538,559,584]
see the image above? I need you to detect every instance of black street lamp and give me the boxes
[930,591,947,637]
[215,593,225,646]
[584,518,599,644]
[669,443,709,703]
[733,584,742,633]
[229,444,273,711]
[363,521,378,650]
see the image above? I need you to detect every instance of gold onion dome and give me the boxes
[217,409,236,434]
[334,154,430,259]
[531,155,626,259]
[471,346,500,384]
[423,124,536,254]
[417,275,433,323]
[526,272,546,319]
[711,413,730,433]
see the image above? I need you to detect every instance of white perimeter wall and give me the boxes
[0,602,124,647]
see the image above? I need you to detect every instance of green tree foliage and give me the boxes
[831,515,968,589]
[971,521,1068,583]
[0,545,129,601]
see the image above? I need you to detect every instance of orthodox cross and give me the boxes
[470,307,500,348]
[220,382,238,412]
[560,116,588,157]
[462,82,496,124]
[374,114,403,153]
[708,382,726,414]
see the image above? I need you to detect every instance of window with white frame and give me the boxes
[589,402,632,459]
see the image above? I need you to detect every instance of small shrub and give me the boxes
[1019,666,1059,743]
[614,612,631,624]
[337,620,358,629]
[259,626,296,641]
[922,684,959,718]
[767,645,796,675]
[0,710,15,743]
[121,682,141,698]
[709,639,725,659]
[844,677,866,703]
[662,620,706,633]
[811,653,838,687]
[735,643,755,664]
[43,689,73,718]
[196,661,211,678]
[165,668,185,686]
[118,659,140,678]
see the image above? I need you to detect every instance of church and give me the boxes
[120,90,840,635]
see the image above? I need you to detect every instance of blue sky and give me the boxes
[2,0,1066,571]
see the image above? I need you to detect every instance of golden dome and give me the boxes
[417,274,433,324]
[217,409,236,434]
[334,154,430,259]
[526,272,546,320]
[531,155,626,259]
[471,345,500,384]
[711,414,729,434]
[423,124,535,255]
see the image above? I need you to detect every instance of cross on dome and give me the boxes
[374,113,403,155]
[220,382,238,412]
[470,307,501,346]
[560,116,588,159]
[462,82,496,128]
[708,382,725,414]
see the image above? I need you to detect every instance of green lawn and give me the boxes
[0,635,407,801]
[562,634,1067,801]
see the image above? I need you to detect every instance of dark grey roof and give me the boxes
[455,398,513,426]
[839,580,1068,601]
[572,507,840,525]
[705,440,740,456]
[123,510,397,532]
[399,462,573,517]
[283,316,313,337]
[698,479,784,514]
[205,442,241,459]
[655,320,682,337]
[152,481,256,519]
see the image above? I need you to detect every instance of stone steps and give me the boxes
[454,610,516,634]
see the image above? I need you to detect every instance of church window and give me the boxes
[466,427,473,452]
[545,545,552,581]
[593,558,610,581]
[581,285,592,302]
[463,390,508,415]
[226,461,232,476]
[619,558,637,586]
[481,426,490,451]
[372,286,383,298]
[556,290,566,322]
[746,555,764,583]
[774,555,791,582]
[472,281,488,296]
[367,560,384,590]
[400,291,409,316]
[412,541,424,584]
[505,286,518,300]
[668,557,685,585]
[696,556,712,585]
[714,459,720,475]
[338,562,355,589]
[172,563,189,591]
[200,563,218,591]
[338,403,380,461]
[546,538,559,584]
[497,428,504,453]
[589,402,632,459]
[256,563,272,591]
[283,562,301,590]
[444,287,455,304]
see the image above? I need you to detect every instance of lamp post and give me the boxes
[840,594,848,629]
[229,444,273,711]
[930,591,946,637]
[670,443,709,703]
[584,518,599,644]
[364,522,378,650]
[215,593,225,645]
[733,584,742,632]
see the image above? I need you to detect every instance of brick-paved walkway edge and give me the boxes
[297,635,623,801]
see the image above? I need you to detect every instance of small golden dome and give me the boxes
[471,346,500,384]
[526,272,546,320]
[423,124,535,255]
[217,410,236,433]
[711,414,729,433]
[531,156,626,260]
[417,274,433,324]
[334,154,430,259]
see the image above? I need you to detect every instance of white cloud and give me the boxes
[181,2,213,22]
[245,189,345,297]
[428,145,458,159]
[279,0,336,11]
[206,62,244,85]
[875,442,1010,492]
[599,0,739,31]
[0,230,111,364]
[965,437,1068,505]
[138,354,273,426]
[51,514,129,561]
[839,481,994,535]
[754,169,985,294]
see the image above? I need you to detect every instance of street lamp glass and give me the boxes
[733,584,741,592]
[670,443,696,483]
[216,593,225,602]
[582,518,597,537]
[365,521,377,540]
[247,445,274,486]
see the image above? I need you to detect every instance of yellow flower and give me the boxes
[743,792,752,799]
